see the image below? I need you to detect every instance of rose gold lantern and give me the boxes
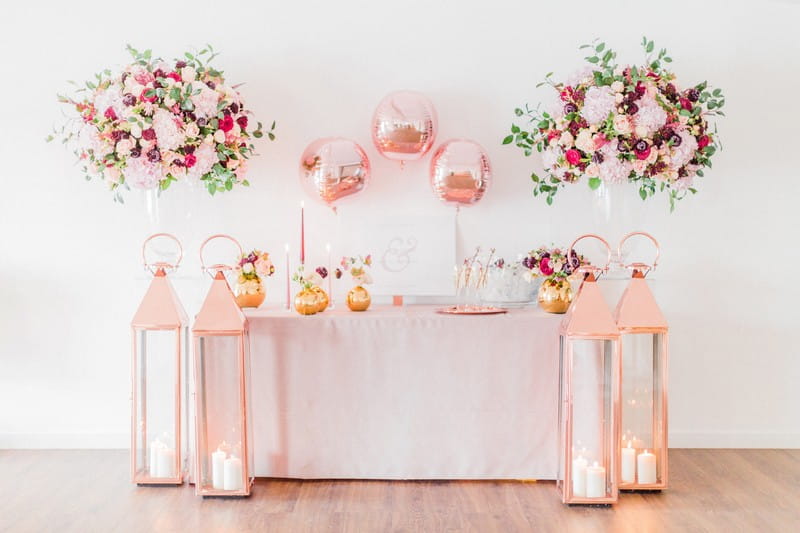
[193,235,254,497]
[131,233,189,485]
[615,232,668,491]
[557,234,621,505]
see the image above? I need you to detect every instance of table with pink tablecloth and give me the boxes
[245,305,562,480]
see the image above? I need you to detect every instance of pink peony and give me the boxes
[633,96,667,137]
[598,144,632,184]
[124,157,163,189]
[186,143,217,180]
[191,85,220,118]
[152,108,185,151]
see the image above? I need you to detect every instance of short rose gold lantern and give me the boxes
[193,234,254,497]
[615,231,668,491]
[557,234,621,505]
[131,233,189,485]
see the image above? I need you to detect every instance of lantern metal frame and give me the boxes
[131,233,189,485]
[557,234,621,505]
[615,231,669,491]
[192,234,254,497]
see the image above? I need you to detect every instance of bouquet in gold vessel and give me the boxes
[522,246,590,314]
[233,250,275,308]
[337,255,373,312]
[291,265,326,315]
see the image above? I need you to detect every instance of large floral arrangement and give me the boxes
[521,246,590,282]
[504,38,724,210]
[234,250,275,295]
[49,45,276,202]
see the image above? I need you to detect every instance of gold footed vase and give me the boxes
[294,288,319,315]
[347,285,371,312]
[538,278,573,314]
[311,286,329,312]
[234,279,266,308]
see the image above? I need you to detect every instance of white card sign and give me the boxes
[340,213,455,296]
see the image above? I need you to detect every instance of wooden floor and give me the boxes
[1,449,798,532]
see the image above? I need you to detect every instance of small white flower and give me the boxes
[130,123,142,138]
[558,131,575,148]
[164,97,176,108]
[575,130,595,153]
[182,67,197,83]
[242,262,254,274]
[204,134,214,145]
[611,81,624,93]
[214,130,226,143]
[585,163,600,177]
[635,125,649,139]
[184,123,199,138]
[615,93,624,104]
[613,114,632,135]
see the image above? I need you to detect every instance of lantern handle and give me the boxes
[567,233,612,279]
[199,234,243,277]
[142,233,183,275]
[618,231,660,278]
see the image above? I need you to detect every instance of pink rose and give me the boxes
[539,257,554,276]
[565,149,581,166]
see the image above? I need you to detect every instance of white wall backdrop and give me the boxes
[1,0,799,449]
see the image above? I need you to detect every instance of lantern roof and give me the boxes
[560,273,619,338]
[614,272,667,331]
[132,268,188,328]
[193,271,247,334]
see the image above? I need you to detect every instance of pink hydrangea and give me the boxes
[186,143,217,180]
[670,130,698,168]
[598,144,632,184]
[580,86,616,125]
[633,96,667,136]
[152,109,185,151]
[124,157,163,189]
[191,85,220,118]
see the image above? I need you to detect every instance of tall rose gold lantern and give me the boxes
[615,232,669,491]
[193,235,254,497]
[557,234,621,505]
[131,233,189,485]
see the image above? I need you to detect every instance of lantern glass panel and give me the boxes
[621,332,666,486]
[559,337,616,501]
[196,334,247,493]
[133,328,182,481]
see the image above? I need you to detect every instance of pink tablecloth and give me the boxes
[245,305,561,480]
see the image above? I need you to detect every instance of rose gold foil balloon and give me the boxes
[429,139,492,207]
[372,91,438,162]
[299,137,370,210]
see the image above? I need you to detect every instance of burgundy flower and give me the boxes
[183,145,195,154]
[634,140,651,161]
[103,107,117,120]
[184,153,197,168]
[670,133,683,147]
[563,102,578,115]
[142,128,156,141]
[679,98,693,111]
[110,130,123,142]
[686,88,700,102]
[146,148,161,162]
[236,116,248,130]
[166,72,181,83]
[635,81,646,98]
[626,102,639,115]
[153,69,166,80]
[206,80,216,89]
[175,60,187,69]
[219,115,234,133]
[230,103,239,114]
[316,266,328,279]
[592,152,604,164]
[122,93,137,107]
[129,147,141,158]
[697,135,711,149]
[197,117,208,127]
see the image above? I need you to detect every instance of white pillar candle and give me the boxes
[223,456,243,491]
[586,461,606,498]
[637,449,657,484]
[571,455,588,497]
[621,441,636,483]
[148,439,166,477]
[211,448,227,489]
[156,447,176,478]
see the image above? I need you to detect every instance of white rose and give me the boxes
[139,139,152,151]
[105,166,122,184]
[632,159,648,174]
[130,123,142,138]
[242,262,254,274]
[646,148,658,164]
[615,93,624,104]
[214,129,226,143]
[164,97,176,107]
[575,130,595,153]
[558,131,574,147]
[634,126,649,139]
[585,163,600,177]
[613,114,632,135]
[232,123,241,136]
[182,67,196,83]
[184,123,199,138]
[204,134,214,145]
[116,138,133,156]
[611,81,624,93]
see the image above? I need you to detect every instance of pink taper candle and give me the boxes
[300,201,305,265]
[284,243,290,310]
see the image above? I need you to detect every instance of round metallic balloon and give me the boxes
[299,137,370,209]
[429,139,492,207]
[372,90,438,161]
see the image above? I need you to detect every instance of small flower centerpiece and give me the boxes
[233,250,275,308]
[521,247,590,314]
[291,266,325,315]
[49,44,276,202]
[339,255,373,312]
[504,37,724,211]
